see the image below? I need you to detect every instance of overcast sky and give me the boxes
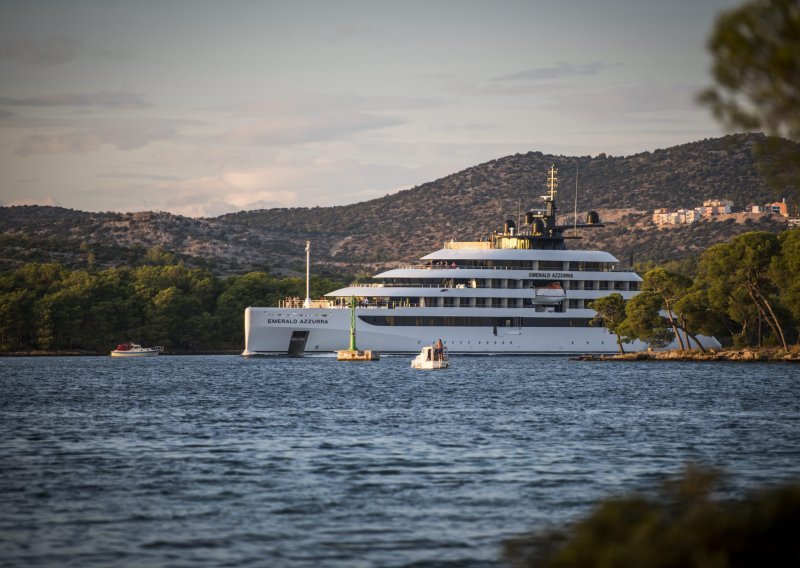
[0,0,739,217]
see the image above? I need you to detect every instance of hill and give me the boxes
[1,133,795,276]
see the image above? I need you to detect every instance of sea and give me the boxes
[1,355,799,567]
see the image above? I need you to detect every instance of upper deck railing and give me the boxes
[390,263,634,273]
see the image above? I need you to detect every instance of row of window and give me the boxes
[424,260,615,271]
[334,297,606,310]
[379,279,640,291]
[358,316,594,327]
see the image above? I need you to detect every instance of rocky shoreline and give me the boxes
[575,347,800,362]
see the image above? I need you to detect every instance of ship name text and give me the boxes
[528,271,573,279]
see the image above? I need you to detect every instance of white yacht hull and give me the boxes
[242,306,716,355]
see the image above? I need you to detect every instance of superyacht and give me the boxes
[243,166,706,355]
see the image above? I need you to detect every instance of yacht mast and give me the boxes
[574,166,579,236]
[303,240,311,308]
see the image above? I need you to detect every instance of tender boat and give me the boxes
[411,345,450,370]
[110,342,163,357]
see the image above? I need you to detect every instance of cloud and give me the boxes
[322,25,377,44]
[434,62,622,97]
[0,91,149,109]
[153,167,302,217]
[227,94,442,116]
[222,113,403,146]
[542,82,700,121]
[15,120,181,155]
[437,123,500,132]
[218,94,442,146]
[91,47,131,61]
[494,61,620,82]
[0,36,82,66]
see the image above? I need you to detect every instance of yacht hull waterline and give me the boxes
[242,165,720,356]
[243,306,664,355]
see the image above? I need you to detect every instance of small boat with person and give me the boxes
[411,339,450,370]
[110,342,163,357]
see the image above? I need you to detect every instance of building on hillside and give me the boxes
[697,199,734,217]
[766,200,789,217]
[653,199,731,226]
[747,203,765,213]
[652,208,669,224]
[652,208,701,225]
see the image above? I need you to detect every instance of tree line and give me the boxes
[0,252,343,353]
[591,227,800,352]
[3,226,799,354]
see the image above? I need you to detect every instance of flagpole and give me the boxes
[303,240,310,308]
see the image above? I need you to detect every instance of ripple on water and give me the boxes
[1,355,799,567]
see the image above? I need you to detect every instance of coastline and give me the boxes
[0,350,244,357]
[574,347,800,363]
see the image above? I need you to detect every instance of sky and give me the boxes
[0,0,740,218]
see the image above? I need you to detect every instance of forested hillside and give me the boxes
[1,133,796,275]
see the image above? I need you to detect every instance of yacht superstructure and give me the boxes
[243,166,673,355]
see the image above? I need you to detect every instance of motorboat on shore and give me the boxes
[110,342,163,357]
[411,345,450,370]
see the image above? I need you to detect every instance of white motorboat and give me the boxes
[110,342,163,357]
[411,345,450,370]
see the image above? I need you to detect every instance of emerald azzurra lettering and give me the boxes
[528,272,573,278]
[267,318,329,325]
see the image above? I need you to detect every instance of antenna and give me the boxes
[544,164,558,201]
[303,240,311,308]
[573,165,579,236]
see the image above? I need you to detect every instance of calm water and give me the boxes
[1,355,799,567]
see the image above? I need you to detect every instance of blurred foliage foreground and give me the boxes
[503,465,800,568]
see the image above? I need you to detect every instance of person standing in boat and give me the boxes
[434,338,443,361]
